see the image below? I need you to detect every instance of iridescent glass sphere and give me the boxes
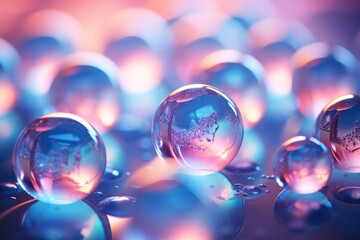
[273,136,333,194]
[13,113,106,204]
[152,84,244,175]
[317,95,360,172]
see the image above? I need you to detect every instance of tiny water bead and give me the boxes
[0,183,18,195]
[194,49,266,129]
[314,94,360,172]
[334,186,360,204]
[273,136,333,194]
[49,52,121,132]
[12,113,106,204]
[97,196,137,217]
[152,84,244,174]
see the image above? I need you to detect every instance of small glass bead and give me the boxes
[273,136,333,194]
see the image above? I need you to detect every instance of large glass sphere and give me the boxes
[13,113,106,204]
[152,84,244,175]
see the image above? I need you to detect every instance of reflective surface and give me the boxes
[1,1,360,239]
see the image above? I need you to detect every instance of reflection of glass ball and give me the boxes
[193,49,266,129]
[292,42,359,118]
[273,190,333,232]
[13,113,106,204]
[49,52,121,132]
[22,201,110,239]
[152,84,244,174]
[314,94,360,172]
[273,136,333,194]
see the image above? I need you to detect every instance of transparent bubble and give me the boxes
[273,136,333,194]
[21,201,110,239]
[292,42,359,118]
[152,84,244,174]
[193,50,266,128]
[273,190,333,232]
[12,113,106,204]
[319,95,360,173]
[49,53,121,132]
[314,94,360,172]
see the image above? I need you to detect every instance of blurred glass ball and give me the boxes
[13,113,106,204]
[273,136,333,194]
[49,52,121,132]
[292,42,359,119]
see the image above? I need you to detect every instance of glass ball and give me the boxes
[152,84,244,175]
[292,42,359,118]
[193,49,266,129]
[12,113,106,204]
[49,52,121,132]
[273,136,333,194]
[318,95,360,173]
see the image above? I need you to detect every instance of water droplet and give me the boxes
[258,183,267,188]
[125,171,131,177]
[334,186,360,204]
[234,183,244,189]
[266,190,270,193]
[243,185,264,196]
[261,174,266,178]
[266,175,275,179]
[94,191,103,197]
[97,196,137,217]
[247,177,255,181]
[6,196,16,203]
[0,182,18,195]
[103,169,123,181]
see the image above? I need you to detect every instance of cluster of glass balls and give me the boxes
[14,85,360,203]
[274,94,360,194]
[13,83,244,204]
